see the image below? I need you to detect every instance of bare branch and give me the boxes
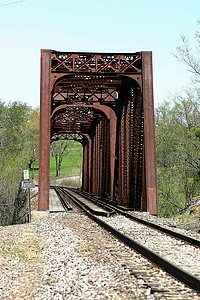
[174,35,200,79]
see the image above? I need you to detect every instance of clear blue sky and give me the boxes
[0,0,199,108]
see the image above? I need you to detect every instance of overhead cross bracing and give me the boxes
[38,50,158,215]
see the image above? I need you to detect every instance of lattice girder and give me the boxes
[51,105,108,138]
[51,52,142,74]
[51,132,86,144]
[51,74,123,112]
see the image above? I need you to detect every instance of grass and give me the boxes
[30,141,83,183]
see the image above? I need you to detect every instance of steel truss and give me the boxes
[38,50,158,215]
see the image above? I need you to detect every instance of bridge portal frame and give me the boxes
[38,49,158,215]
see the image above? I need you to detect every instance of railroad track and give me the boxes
[71,188,200,246]
[52,186,200,293]
[54,186,115,217]
[52,186,73,211]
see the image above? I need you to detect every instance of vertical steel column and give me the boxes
[142,52,158,215]
[126,101,131,206]
[129,97,136,209]
[88,136,92,193]
[91,135,96,194]
[133,93,144,210]
[101,118,110,199]
[142,146,147,211]
[118,115,123,205]
[93,104,116,201]
[82,144,85,190]
[38,49,51,211]
[109,108,117,201]
[121,106,127,206]
[93,126,99,195]
[106,119,111,199]
[135,93,144,210]
[96,123,101,195]
[82,143,88,191]
[99,121,103,196]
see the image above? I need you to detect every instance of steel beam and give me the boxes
[88,136,92,193]
[109,108,117,201]
[38,50,51,211]
[82,143,87,191]
[142,52,158,215]
[93,103,117,201]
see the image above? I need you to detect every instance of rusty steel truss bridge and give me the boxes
[38,50,158,215]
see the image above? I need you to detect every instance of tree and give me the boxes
[24,107,40,173]
[174,22,200,191]
[0,101,29,156]
[155,95,200,217]
[174,20,200,84]
[50,139,72,177]
[0,101,39,225]
[155,21,200,217]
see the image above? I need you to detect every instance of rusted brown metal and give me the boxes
[142,52,158,215]
[38,50,158,216]
[51,52,141,73]
[38,49,51,211]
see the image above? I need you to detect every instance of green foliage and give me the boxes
[156,94,200,217]
[0,100,39,225]
[25,107,39,170]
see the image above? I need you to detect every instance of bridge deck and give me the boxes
[49,188,65,212]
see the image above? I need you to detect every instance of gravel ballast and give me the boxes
[0,212,200,299]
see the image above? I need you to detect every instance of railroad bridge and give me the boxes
[38,50,158,215]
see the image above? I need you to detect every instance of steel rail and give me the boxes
[115,208,200,247]
[57,188,200,292]
[73,189,200,247]
[61,187,115,217]
[89,212,200,292]
[53,187,72,211]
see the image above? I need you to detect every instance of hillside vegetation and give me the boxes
[0,101,39,225]
[155,95,200,217]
